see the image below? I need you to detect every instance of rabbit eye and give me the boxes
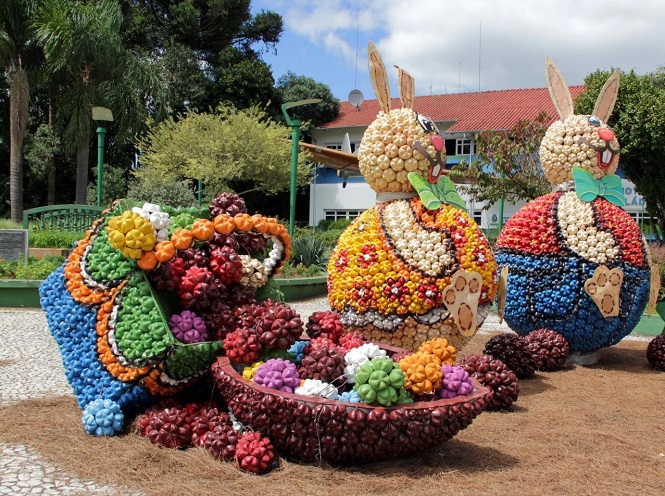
[416,112,439,134]
[588,116,601,127]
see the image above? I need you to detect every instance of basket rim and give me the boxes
[213,349,491,410]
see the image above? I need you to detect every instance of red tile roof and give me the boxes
[319,86,586,133]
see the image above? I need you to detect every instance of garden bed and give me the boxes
[275,275,327,301]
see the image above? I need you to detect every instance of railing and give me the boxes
[22,205,105,232]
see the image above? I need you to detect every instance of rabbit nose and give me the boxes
[598,128,615,141]
[430,134,443,152]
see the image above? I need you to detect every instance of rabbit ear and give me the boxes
[593,71,620,123]
[545,57,574,120]
[395,65,415,109]
[368,41,391,114]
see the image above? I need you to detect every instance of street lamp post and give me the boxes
[281,98,322,237]
[92,107,114,207]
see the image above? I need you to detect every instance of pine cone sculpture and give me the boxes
[202,424,240,461]
[438,364,474,399]
[525,329,570,372]
[418,337,457,365]
[149,256,185,292]
[483,333,537,379]
[234,431,276,474]
[169,310,208,344]
[306,311,344,342]
[235,231,269,254]
[224,328,263,364]
[206,232,240,253]
[209,192,247,218]
[304,336,338,355]
[226,284,257,308]
[190,407,232,447]
[234,302,267,329]
[299,346,345,385]
[338,331,367,352]
[139,407,192,449]
[203,301,237,341]
[179,247,209,270]
[253,359,300,393]
[255,302,304,350]
[209,246,243,286]
[460,354,520,411]
[178,266,219,310]
[646,334,665,371]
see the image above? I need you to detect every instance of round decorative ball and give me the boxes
[81,399,124,436]
[460,354,520,411]
[646,334,665,371]
[483,334,537,379]
[169,310,208,344]
[525,328,570,371]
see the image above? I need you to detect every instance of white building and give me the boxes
[308,86,645,230]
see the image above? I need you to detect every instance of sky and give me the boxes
[252,0,665,103]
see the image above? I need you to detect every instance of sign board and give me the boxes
[0,229,29,261]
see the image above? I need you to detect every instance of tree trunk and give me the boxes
[76,141,90,204]
[9,67,29,222]
[47,99,56,205]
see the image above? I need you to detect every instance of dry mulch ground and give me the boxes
[1,333,663,496]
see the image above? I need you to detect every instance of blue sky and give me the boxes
[252,0,665,103]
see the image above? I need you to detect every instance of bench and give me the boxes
[22,205,105,232]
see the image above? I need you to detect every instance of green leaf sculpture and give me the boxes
[408,172,467,211]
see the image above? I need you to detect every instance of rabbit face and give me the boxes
[540,114,620,185]
[358,108,446,193]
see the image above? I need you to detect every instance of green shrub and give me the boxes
[482,228,499,248]
[0,256,65,280]
[29,230,86,248]
[277,261,326,279]
[0,219,23,230]
[648,242,665,301]
[290,236,327,269]
[317,218,353,231]
[127,178,198,208]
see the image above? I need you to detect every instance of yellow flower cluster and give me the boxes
[106,210,157,259]
[357,108,435,193]
[540,114,620,185]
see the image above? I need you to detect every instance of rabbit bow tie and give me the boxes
[571,167,625,207]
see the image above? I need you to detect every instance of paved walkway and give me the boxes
[0,298,651,495]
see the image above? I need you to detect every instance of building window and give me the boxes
[473,210,483,226]
[445,139,456,156]
[326,143,356,152]
[456,138,475,155]
[324,210,363,221]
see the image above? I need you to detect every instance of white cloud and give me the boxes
[269,0,665,96]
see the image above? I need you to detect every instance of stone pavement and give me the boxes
[0,298,651,495]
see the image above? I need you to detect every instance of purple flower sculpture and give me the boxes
[253,359,300,393]
[438,364,474,399]
[169,310,208,344]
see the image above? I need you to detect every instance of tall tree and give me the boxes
[275,71,340,133]
[450,112,551,207]
[0,0,42,222]
[575,69,665,241]
[33,0,170,204]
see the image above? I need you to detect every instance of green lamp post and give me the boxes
[281,98,322,237]
[92,107,114,207]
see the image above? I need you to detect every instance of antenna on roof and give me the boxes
[348,89,364,110]
[348,15,364,110]
[478,22,482,91]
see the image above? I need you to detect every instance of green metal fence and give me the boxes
[23,205,105,232]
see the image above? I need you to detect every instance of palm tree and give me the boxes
[0,0,41,222]
[32,0,170,204]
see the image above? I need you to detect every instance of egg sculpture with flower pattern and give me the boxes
[327,42,498,352]
[494,58,655,352]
